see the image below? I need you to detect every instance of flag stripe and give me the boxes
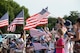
[10,25,16,32]
[24,24,36,30]
[0,22,8,25]
[38,18,48,25]
[27,14,38,21]
[0,12,8,27]
[27,19,38,24]
[12,18,24,25]
[0,19,8,23]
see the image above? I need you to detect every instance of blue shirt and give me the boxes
[0,35,3,42]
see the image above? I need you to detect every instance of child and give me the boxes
[55,29,65,53]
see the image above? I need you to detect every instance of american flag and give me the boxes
[30,28,52,42]
[11,10,24,25]
[0,12,9,27]
[24,8,50,30]
[7,10,24,32]
[30,28,46,37]
[38,7,49,26]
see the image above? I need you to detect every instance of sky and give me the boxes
[13,0,80,17]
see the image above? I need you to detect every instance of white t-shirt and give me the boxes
[48,41,54,50]
[64,38,70,53]
[17,38,24,43]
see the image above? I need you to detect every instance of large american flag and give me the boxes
[7,10,24,32]
[24,8,50,30]
[0,12,9,27]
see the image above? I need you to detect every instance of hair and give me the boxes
[58,28,64,35]
[19,31,24,39]
[21,31,23,36]
[0,30,2,34]
[57,17,65,23]
[76,18,80,24]
[59,22,64,26]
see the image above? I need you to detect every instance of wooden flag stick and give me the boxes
[23,9,26,47]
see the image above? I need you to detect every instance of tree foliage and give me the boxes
[63,11,80,24]
[0,0,29,33]
[48,16,57,30]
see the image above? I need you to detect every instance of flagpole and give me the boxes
[7,1,9,34]
[7,11,9,34]
[23,9,26,45]
[7,1,10,34]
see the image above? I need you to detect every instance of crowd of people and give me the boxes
[0,17,80,53]
[0,32,25,53]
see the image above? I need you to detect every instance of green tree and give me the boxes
[63,11,80,24]
[48,16,57,30]
[0,0,29,33]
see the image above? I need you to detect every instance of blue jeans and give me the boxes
[54,49,56,53]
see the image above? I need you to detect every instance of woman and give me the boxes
[64,20,73,53]
[18,32,24,42]
[68,18,80,53]
[55,29,65,53]
[72,18,80,53]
